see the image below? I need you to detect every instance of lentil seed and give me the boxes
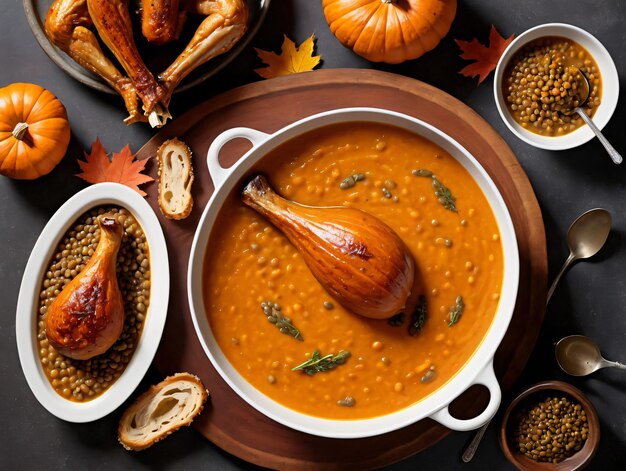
[339,173,366,190]
[421,365,437,383]
[338,395,356,407]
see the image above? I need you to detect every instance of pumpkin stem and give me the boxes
[12,122,29,141]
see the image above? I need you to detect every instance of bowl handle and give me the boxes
[206,127,270,189]
[429,360,501,431]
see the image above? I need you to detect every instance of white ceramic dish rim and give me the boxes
[15,183,170,423]
[188,107,520,438]
[493,23,619,150]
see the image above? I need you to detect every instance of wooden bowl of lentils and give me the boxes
[499,381,600,471]
[16,183,169,422]
[494,23,619,151]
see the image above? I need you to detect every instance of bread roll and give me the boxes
[157,138,194,219]
[118,372,208,451]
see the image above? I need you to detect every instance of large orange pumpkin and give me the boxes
[0,83,70,179]
[322,0,457,64]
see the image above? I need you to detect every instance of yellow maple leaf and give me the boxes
[255,34,321,79]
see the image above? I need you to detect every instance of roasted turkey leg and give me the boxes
[158,0,248,106]
[86,0,167,117]
[45,0,144,124]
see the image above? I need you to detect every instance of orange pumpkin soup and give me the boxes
[203,122,504,419]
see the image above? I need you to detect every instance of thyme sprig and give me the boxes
[412,169,458,212]
[261,300,303,341]
[432,177,457,212]
[292,350,351,375]
[409,295,428,336]
[447,296,464,327]
[275,317,303,340]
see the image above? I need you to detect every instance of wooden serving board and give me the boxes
[137,69,547,470]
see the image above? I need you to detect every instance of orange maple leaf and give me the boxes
[456,25,514,85]
[255,34,321,79]
[76,138,154,196]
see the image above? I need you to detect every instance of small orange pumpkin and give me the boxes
[0,83,70,179]
[322,0,457,64]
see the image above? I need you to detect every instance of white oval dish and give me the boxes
[188,107,520,438]
[16,183,169,422]
[494,23,619,150]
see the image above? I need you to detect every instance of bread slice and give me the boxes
[118,372,208,451]
[156,138,194,219]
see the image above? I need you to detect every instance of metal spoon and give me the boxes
[546,208,612,304]
[561,67,622,164]
[556,335,626,375]
[462,208,611,462]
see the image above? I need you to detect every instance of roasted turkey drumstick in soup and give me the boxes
[44,0,248,126]
[242,175,416,320]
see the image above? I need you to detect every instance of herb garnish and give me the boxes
[409,295,428,336]
[432,178,457,212]
[292,350,350,375]
[412,169,458,212]
[447,296,464,327]
[261,300,303,341]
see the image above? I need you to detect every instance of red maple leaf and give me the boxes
[76,138,154,196]
[456,25,514,85]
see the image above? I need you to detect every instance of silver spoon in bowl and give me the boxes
[461,208,611,462]
[556,335,626,375]
[561,67,622,164]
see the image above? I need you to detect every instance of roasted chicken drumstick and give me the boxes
[45,0,248,127]
[87,0,167,115]
[158,0,249,108]
[45,0,145,124]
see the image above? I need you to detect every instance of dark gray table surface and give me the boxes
[2,1,625,470]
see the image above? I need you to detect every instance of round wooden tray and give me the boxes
[137,69,547,470]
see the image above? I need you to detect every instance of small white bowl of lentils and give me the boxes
[16,183,169,422]
[494,23,619,150]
